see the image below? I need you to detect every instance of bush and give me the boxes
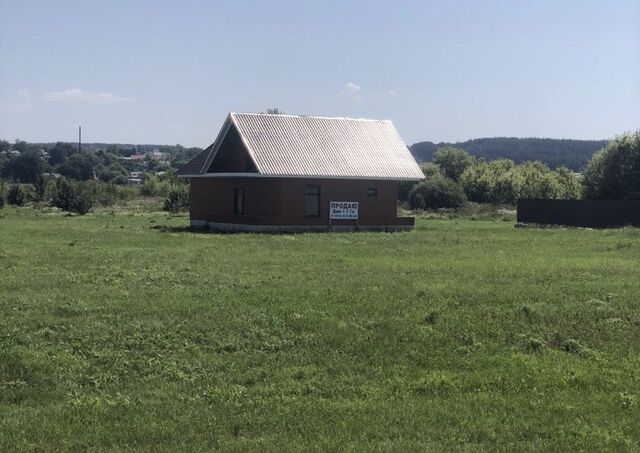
[141,175,173,197]
[433,147,475,181]
[409,177,467,210]
[459,159,582,204]
[32,175,50,203]
[52,178,95,215]
[113,175,129,185]
[52,178,74,211]
[460,161,494,203]
[70,184,95,215]
[583,131,640,200]
[553,166,582,199]
[7,184,26,206]
[0,182,5,209]
[163,186,189,213]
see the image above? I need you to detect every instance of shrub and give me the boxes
[409,177,467,210]
[516,161,561,199]
[113,175,129,185]
[69,184,94,215]
[460,162,494,204]
[553,166,582,199]
[53,178,74,211]
[0,183,5,209]
[7,184,26,206]
[398,163,442,203]
[560,339,584,354]
[141,175,160,196]
[459,159,582,204]
[93,182,119,207]
[32,175,50,203]
[52,178,95,215]
[163,186,189,213]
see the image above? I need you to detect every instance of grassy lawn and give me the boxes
[1,207,639,451]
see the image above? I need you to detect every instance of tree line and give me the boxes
[402,130,640,210]
[410,137,608,171]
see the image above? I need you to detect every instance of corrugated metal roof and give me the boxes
[179,113,424,180]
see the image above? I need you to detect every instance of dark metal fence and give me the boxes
[517,199,640,228]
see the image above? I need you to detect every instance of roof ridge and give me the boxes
[230,112,391,123]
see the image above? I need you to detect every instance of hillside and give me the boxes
[410,137,608,170]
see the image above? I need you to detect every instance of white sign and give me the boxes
[330,201,359,220]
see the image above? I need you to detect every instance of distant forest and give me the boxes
[410,138,608,171]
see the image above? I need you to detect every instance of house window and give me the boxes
[305,185,320,216]
[234,188,244,215]
[367,188,378,197]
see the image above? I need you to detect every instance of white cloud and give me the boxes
[18,89,31,99]
[341,82,362,103]
[379,89,398,100]
[44,88,135,105]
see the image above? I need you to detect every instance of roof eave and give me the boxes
[178,172,424,181]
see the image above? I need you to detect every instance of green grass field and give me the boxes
[1,207,639,451]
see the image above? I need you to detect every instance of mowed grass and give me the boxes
[1,207,639,451]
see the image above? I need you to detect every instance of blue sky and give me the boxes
[1,0,638,147]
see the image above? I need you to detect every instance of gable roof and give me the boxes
[177,112,424,180]
[175,146,211,176]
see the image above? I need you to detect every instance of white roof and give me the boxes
[181,112,424,180]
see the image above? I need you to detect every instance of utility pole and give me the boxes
[78,125,82,153]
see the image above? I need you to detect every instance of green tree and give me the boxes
[58,154,98,180]
[433,147,475,181]
[553,166,582,199]
[12,139,28,153]
[48,142,75,166]
[409,176,467,210]
[1,151,44,183]
[398,163,440,202]
[0,140,11,154]
[490,169,523,204]
[582,131,640,200]
[98,164,128,183]
[33,174,49,202]
[460,161,494,203]
[53,178,94,214]
[516,161,561,199]
[419,162,441,179]
[7,184,26,206]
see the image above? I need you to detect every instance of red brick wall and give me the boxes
[190,177,403,226]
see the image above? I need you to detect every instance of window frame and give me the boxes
[305,184,321,217]
[234,188,245,215]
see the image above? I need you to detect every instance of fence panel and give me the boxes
[517,199,640,228]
